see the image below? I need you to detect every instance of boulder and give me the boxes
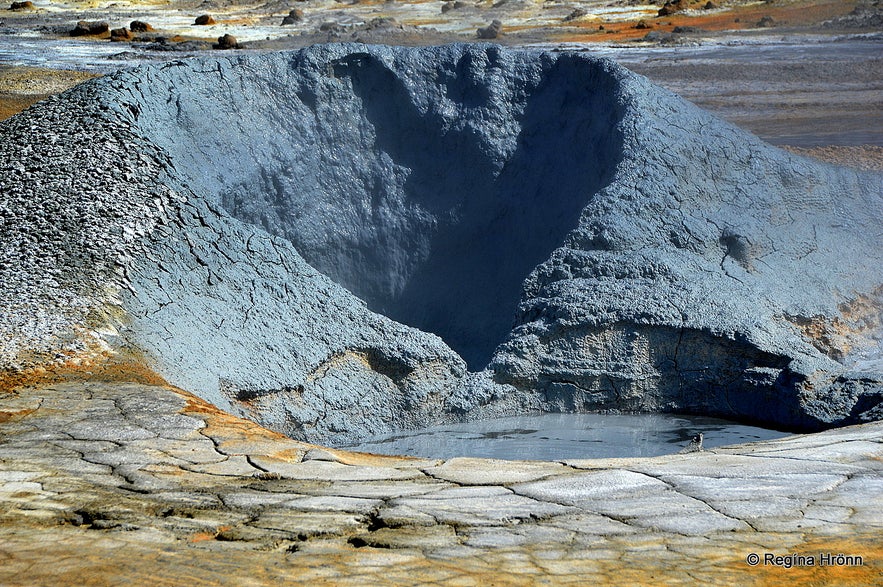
[130,20,154,33]
[281,9,304,24]
[642,30,672,43]
[213,34,239,49]
[564,9,587,22]
[477,19,502,39]
[9,1,35,10]
[110,27,134,41]
[658,0,689,16]
[319,21,344,32]
[364,17,398,30]
[194,14,216,25]
[69,21,109,36]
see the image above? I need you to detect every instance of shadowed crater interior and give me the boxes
[134,47,623,368]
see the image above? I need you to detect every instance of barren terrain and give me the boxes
[2,0,880,159]
[0,2,881,585]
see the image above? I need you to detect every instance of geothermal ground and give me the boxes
[0,0,882,585]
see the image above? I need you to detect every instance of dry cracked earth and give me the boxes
[1,363,881,585]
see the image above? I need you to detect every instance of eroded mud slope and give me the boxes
[0,44,880,443]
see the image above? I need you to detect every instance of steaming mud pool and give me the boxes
[343,413,790,460]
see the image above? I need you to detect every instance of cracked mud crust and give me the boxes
[1,378,881,585]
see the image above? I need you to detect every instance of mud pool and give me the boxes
[343,413,790,460]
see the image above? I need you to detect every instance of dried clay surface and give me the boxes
[1,380,881,585]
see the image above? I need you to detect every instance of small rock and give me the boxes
[70,21,109,37]
[657,0,688,16]
[678,433,704,454]
[130,21,154,33]
[194,14,216,26]
[703,1,716,8]
[365,17,398,30]
[634,20,651,29]
[213,33,238,49]
[563,8,586,22]
[643,30,670,42]
[302,448,342,462]
[672,25,702,33]
[477,19,502,39]
[110,27,134,42]
[107,50,140,61]
[9,1,35,10]
[252,471,282,480]
[756,15,776,27]
[281,9,304,24]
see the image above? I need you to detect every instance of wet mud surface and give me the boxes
[344,412,790,460]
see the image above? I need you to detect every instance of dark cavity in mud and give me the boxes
[138,48,624,368]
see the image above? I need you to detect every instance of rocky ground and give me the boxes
[0,0,878,48]
[1,365,881,585]
[3,2,881,152]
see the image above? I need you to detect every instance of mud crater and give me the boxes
[134,47,623,368]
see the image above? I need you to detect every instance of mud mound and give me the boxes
[1,44,881,443]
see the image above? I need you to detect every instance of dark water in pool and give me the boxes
[343,413,790,460]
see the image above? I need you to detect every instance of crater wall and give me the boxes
[124,46,625,369]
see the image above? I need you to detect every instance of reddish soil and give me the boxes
[554,0,860,43]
